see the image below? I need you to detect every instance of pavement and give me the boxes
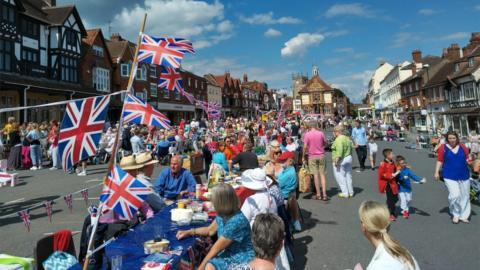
[1,140,479,269]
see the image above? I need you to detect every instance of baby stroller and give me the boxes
[156,140,171,165]
[470,178,480,203]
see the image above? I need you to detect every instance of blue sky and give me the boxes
[59,0,480,102]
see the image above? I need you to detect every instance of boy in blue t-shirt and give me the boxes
[396,155,426,218]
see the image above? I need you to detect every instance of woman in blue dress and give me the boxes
[177,183,254,270]
[212,141,229,173]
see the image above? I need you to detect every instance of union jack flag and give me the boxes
[18,210,31,232]
[158,66,184,92]
[99,165,152,220]
[123,94,171,129]
[44,200,54,223]
[179,88,195,104]
[64,194,73,213]
[138,34,185,68]
[58,96,110,171]
[80,189,89,206]
[159,37,195,54]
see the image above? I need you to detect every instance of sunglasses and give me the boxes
[274,152,281,155]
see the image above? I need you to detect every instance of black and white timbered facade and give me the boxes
[0,0,87,123]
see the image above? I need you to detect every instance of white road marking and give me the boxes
[73,197,97,201]
[85,179,102,183]
[3,198,25,205]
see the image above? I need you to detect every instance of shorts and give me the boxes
[308,156,326,175]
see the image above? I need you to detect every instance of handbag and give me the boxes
[298,165,311,193]
[42,251,78,270]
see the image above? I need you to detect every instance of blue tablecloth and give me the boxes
[71,204,211,270]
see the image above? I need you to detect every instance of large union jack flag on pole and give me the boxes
[58,96,110,171]
[99,165,152,220]
[138,34,185,68]
[123,94,171,129]
[158,66,184,92]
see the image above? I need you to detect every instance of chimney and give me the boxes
[412,50,422,63]
[412,63,417,75]
[444,44,461,61]
[470,32,480,45]
[243,73,248,83]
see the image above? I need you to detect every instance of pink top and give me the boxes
[303,129,326,158]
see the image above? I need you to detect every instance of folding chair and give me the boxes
[34,230,77,270]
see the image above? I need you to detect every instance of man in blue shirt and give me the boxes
[351,120,368,172]
[154,155,197,200]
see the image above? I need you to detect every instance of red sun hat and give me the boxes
[277,151,295,162]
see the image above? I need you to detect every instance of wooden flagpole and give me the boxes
[82,13,147,270]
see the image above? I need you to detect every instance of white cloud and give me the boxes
[264,28,282,38]
[335,47,355,53]
[111,0,233,49]
[239,12,301,25]
[418,8,437,15]
[390,32,420,48]
[325,3,376,18]
[439,32,470,41]
[329,70,374,102]
[281,33,324,58]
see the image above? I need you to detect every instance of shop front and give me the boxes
[157,102,195,125]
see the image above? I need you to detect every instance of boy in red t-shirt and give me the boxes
[378,148,400,221]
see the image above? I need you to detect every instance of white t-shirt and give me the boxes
[241,191,277,226]
[367,243,420,270]
[286,143,298,152]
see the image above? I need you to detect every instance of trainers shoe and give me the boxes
[349,193,354,198]
[49,167,58,170]
[402,211,409,219]
[30,166,37,171]
[77,171,87,176]
[338,193,349,198]
[293,220,302,232]
[38,166,43,170]
[389,215,397,221]
[75,168,81,174]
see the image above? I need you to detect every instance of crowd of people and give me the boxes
[3,113,480,270]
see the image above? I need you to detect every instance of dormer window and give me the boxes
[454,63,460,72]
[468,57,474,68]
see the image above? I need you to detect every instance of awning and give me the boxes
[442,107,480,115]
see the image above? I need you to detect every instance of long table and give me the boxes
[104,203,211,269]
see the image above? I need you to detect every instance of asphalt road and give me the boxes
[1,140,479,269]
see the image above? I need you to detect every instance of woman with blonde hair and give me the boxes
[358,201,420,270]
[177,183,254,270]
[331,124,354,198]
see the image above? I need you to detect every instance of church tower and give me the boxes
[312,65,319,77]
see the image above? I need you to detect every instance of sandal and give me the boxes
[322,195,329,201]
[314,195,322,200]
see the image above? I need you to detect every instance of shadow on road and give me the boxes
[293,235,313,270]
[0,195,60,219]
[411,207,430,216]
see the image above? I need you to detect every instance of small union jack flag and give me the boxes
[44,200,54,223]
[158,66,183,92]
[123,94,171,129]
[138,34,185,68]
[80,189,89,206]
[179,88,195,105]
[99,165,152,220]
[64,194,73,213]
[18,210,31,232]
[58,96,110,171]
[159,37,195,54]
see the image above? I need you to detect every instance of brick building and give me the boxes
[181,70,207,120]
[213,72,242,117]
[240,74,266,118]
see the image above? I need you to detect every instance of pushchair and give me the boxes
[156,141,171,165]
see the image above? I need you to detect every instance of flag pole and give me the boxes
[82,13,147,270]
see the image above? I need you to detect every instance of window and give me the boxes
[408,84,412,93]
[454,63,459,72]
[0,3,15,23]
[415,81,419,91]
[65,30,77,47]
[136,65,147,80]
[135,90,146,100]
[175,90,180,100]
[163,88,169,99]
[0,39,13,71]
[92,45,103,57]
[150,65,156,77]
[462,82,475,100]
[468,58,474,68]
[21,48,38,63]
[120,63,130,77]
[60,56,78,82]
[150,83,157,97]
[92,67,110,92]
[21,19,38,37]
[450,87,460,102]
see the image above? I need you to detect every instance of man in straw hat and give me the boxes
[154,155,197,200]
